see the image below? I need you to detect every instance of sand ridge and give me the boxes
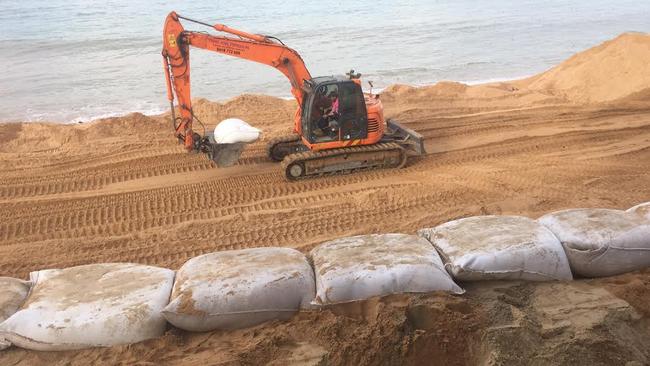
[0,33,649,364]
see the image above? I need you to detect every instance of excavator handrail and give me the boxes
[162,11,312,149]
[176,14,273,44]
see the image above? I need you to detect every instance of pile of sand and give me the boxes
[383,32,650,109]
[520,32,650,103]
[191,95,295,135]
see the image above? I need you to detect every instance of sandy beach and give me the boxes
[0,33,649,365]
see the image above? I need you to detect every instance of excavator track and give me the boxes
[267,134,304,161]
[281,142,407,181]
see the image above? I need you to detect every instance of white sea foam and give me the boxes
[68,106,169,124]
[461,74,536,86]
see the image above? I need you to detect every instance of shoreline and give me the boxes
[5,27,649,126]
[0,73,538,125]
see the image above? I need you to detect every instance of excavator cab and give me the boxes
[301,77,368,144]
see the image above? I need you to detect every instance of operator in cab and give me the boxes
[317,90,339,137]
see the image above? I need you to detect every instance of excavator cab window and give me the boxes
[338,81,368,140]
[303,80,367,144]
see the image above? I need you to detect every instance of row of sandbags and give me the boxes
[166,235,464,333]
[0,235,461,351]
[418,205,650,280]
[0,202,648,351]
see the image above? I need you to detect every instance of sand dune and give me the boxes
[383,32,650,107]
[521,32,650,103]
[0,33,649,365]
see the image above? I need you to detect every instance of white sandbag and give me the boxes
[310,234,463,305]
[418,216,573,281]
[163,248,315,332]
[0,263,174,351]
[538,208,650,277]
[0,277,31,350]
[627,201,650,222]
[213,118,261,144]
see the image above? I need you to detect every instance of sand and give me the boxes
[0,33,649,365]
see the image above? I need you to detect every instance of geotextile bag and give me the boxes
[0,263,175,351]
[418,215,573,281]
[310,234,463,305]
[163,248,315,332]
[0,277,31,350]
[213,118,261,144]
[538,208,650,277]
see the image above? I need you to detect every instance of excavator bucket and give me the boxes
[202,118,260,167]
[205,141,246,167]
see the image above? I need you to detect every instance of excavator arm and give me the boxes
[162,11,312,150]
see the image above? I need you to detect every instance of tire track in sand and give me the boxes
[0,104,649,277]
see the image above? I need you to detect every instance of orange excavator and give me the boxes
[162,12,425,180]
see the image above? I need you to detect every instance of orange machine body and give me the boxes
[162,12,385,152]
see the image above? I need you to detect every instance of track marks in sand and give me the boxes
[0,152,213,200]
[1,104,649,277]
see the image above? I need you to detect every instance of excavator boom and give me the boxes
[162,11,311,150]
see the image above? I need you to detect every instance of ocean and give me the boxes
[1,0,649,123]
